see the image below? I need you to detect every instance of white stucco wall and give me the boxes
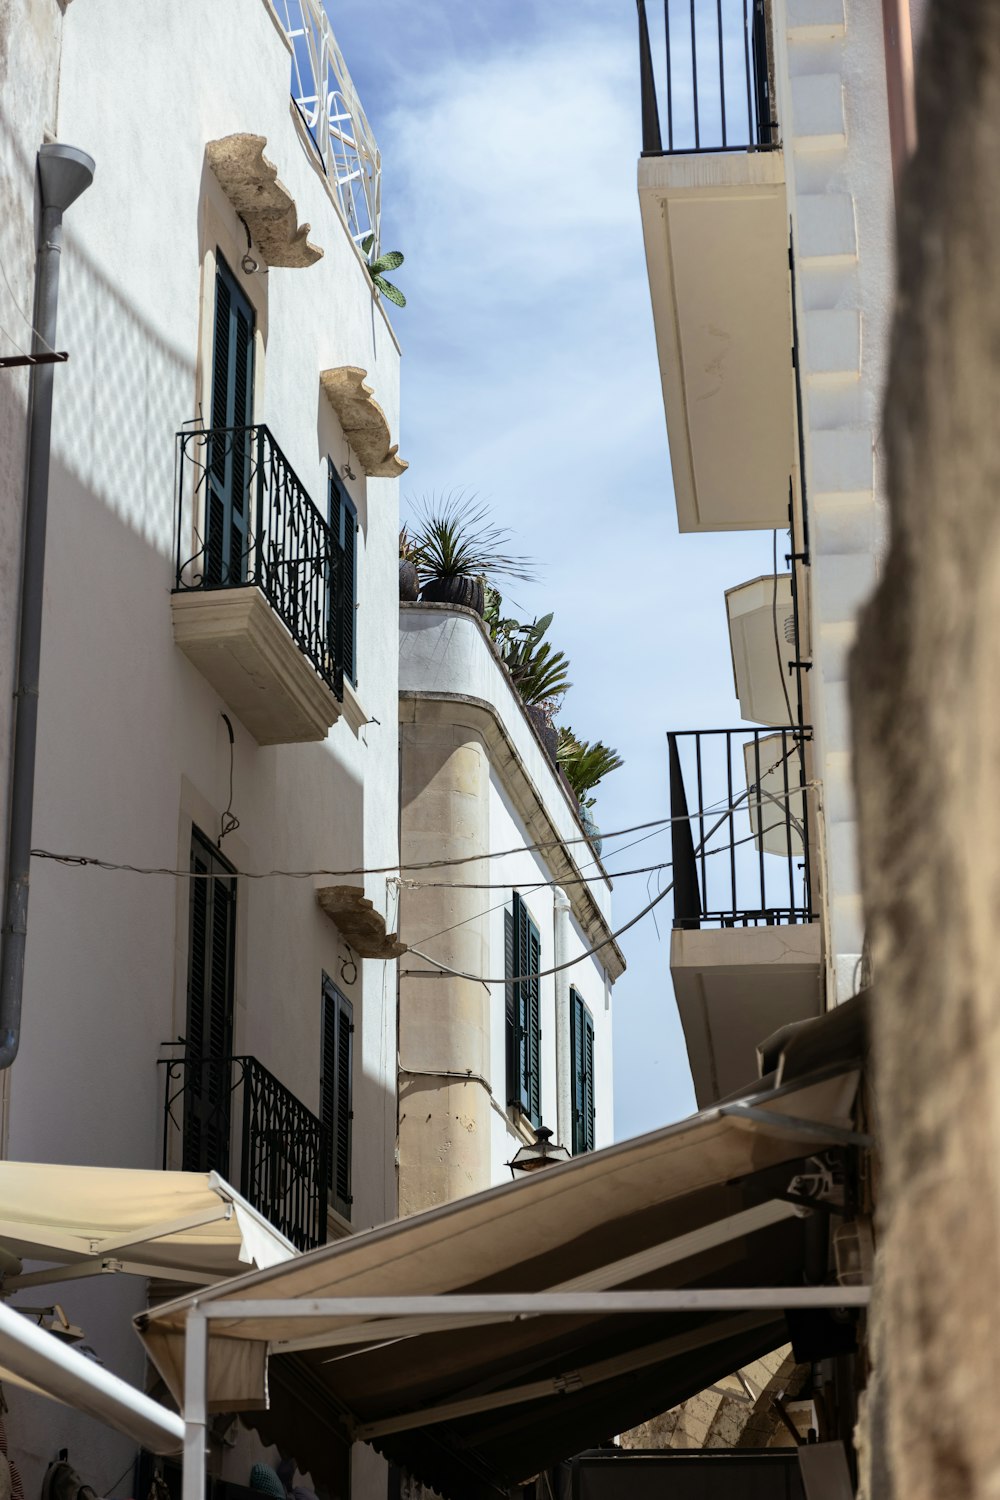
[773,0,896,1000]
[0,3,400,1494]
[399,604,617,1191]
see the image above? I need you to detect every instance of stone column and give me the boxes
[397,700,493,1213]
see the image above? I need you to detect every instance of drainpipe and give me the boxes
[0,143,95,1070]
[553,887,572,1149]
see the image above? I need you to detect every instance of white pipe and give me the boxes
[182,1308,208,1500]
[0,1300,182,1453]
[553,887,572,1148]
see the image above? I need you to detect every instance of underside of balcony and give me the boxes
[671,921,823,1109]
[639,150,794,532]
[172,588,340,745]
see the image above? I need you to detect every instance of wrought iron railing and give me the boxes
[174,424,345,699]
[161,1052,329,1251]
[637,0,777,155]
[668,726,814,928]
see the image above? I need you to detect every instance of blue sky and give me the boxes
[332,0,779,1138]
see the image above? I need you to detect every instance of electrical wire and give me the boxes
[27,780,815,886]
[403,780,811,986]
[0,245,58,355]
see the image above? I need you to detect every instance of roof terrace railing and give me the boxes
[637,0,778,156]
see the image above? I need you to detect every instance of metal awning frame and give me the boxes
[180,1285,871,1500]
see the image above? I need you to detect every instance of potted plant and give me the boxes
[557,729,624,853]
[407,494,534,616]
[399,527,420,602]
[491,608,572,761]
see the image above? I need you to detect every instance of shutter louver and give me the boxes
[208,257,254,586]
[505,905,517,1107]
[570,988,595,1154]
[322,978,354,1220]
[184,830,236,1177]
[525,923,541,1126]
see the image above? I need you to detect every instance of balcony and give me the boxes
[667,726,821,1106]
[171,425,345,745]
[161,1052,328,1252]
[636,0,793,532]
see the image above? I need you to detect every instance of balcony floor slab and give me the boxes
[172,587,339,745]
[671,922,823,1109]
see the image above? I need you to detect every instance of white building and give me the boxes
[0,1,402,1495]
[397,602,622,1210]
[636,0,907,1104]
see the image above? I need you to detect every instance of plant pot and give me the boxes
[420,575,485,615]
[580,806,602,855]
[399,559,419,601]
[526,704,559,762]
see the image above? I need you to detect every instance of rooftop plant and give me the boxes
[407,494,535,585]
[362,234,406,307]
[557,727,624,808]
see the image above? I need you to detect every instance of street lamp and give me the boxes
[507,1126,571,1179]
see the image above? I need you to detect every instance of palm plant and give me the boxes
[407,494,535,615]
[361,234,406,307]
[557,727,624,806]
[498,613,572,709]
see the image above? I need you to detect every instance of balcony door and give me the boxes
[206,255,255,586]
[183,827,237,1175]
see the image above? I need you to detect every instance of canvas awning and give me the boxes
[136,1039,871,1500]
[0,1164,296,1290]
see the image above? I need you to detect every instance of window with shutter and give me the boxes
[570,989,596,1154]
[506,893,542,1128]
[328,465,359,688]
[184,828,237,1176]
[321,976,354,1219]
[207,255,255,587]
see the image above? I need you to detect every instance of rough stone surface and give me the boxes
[850,5,1000,1497]
[206,133,323,268]
[320,366,407,477]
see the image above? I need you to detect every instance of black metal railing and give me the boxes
[161,1052,329,1252]
[174,424,345,699]
[637,0,777,155]
[668,726,814,928]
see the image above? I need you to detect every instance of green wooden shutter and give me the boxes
[505,904,517,1107]
[208,255,254,586]
[328,469,359,689]
[184,829,236,1175]
[322,977,354,1219]
[570,989,595,1154]
[524,919,541,1126]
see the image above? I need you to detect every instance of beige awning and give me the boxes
[136,1048,869,1500]
[0,1163,296,1289]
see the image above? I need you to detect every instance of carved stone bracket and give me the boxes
[316,884,407,959]
[320,366,408,478]
[206,134,323,269]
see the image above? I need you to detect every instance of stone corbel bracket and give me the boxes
[206,134,323,269]
[317,884,408,960]
[320,366,408,478]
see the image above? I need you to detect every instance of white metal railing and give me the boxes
[270,0,382,257]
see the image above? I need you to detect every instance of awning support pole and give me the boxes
[182,1307,207,1500]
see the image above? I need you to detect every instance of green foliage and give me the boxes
[361,234,406,306]
[498,612,572,710]
[557,727,624,804]
[406,494,536,585]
